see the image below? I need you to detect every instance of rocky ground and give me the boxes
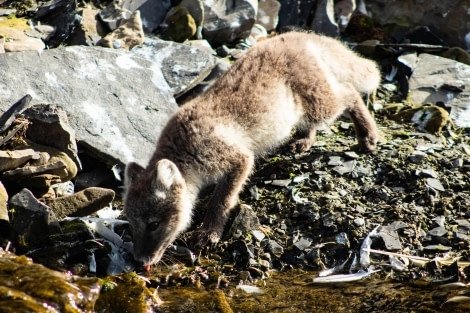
[152,101,470,287]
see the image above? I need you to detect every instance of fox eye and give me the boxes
[147,221,159,232]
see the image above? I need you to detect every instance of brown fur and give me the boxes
[124,31,380,266]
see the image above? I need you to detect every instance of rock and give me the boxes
[164,6,197,42]
[66,8,106,46]
[427,226,447,237]
[0,17,45,52]
[408,150,427,164]
[2,159,68,188]
[334,0,356,30]
[9,188,61,249]
[36,0,81,48]
[132,37,217,97]
[332,160,356,175]
[365,0,470,49]
[23,103,81,171]
[277,0,301,30]
[309,0,339,37]
[268,239,284,255]
[121,0,172,32]
[227,204,261,239]
[293,237,313,251]
[0,149,37,172]
[0,34,4,53]
[98,3,132,31]
[379,226,402,250]
[0,45,178,167]
[425,178,445,192]
[257,0,281,31]
[97,10,144,50]
[202,0,258,47]
[0,181,7,222]
[166,0,204,40]
[408,53,470,128]
[390,105,450,134]
[0,95,33,133]
[46,187,115,219]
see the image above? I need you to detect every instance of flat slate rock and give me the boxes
[408,53,470,128]
[0,46,178,166]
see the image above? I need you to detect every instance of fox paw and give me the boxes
[290,138,314,153]
[357,134,378,153]
[189,229,221,250]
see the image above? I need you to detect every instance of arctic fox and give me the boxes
[124,31,380,267]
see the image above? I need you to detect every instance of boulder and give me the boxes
[132,37,217,97]
[202,0,258,47]
[0,45,178,166]
[408,53,470,128]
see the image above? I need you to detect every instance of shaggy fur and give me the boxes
[124,31,380,266]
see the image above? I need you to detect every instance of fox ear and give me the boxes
[125,162,145,186]
[154,159,183,190]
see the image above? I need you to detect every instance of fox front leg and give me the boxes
[190,151,254,249]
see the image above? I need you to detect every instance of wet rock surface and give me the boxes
[1,0,470,312]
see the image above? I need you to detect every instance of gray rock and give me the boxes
[293,237,313,251]
[132,37,217,97]
[66,8,104,46]
[202,0,258,47]
[98,3,132,31]
[408,53,470,128]
[251,229,266,242]
[332,160,356,175]
[366,1,470,49]
[23,104,81,171]
[379,226,402,250]
[408,150,427,164]
[9,188,61,248]
[121,0,172,32]
[257,0,281,31]
[37,0,81,48]
[456,219,470,231]
[425,178,445,192]
[0,45,178,167]
[427,226,447,237]
[0,95,33,133]
[227,204,261,238]
[268,239,284,255]
[309,0,339,37]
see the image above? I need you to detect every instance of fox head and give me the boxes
[124,159,192,266]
